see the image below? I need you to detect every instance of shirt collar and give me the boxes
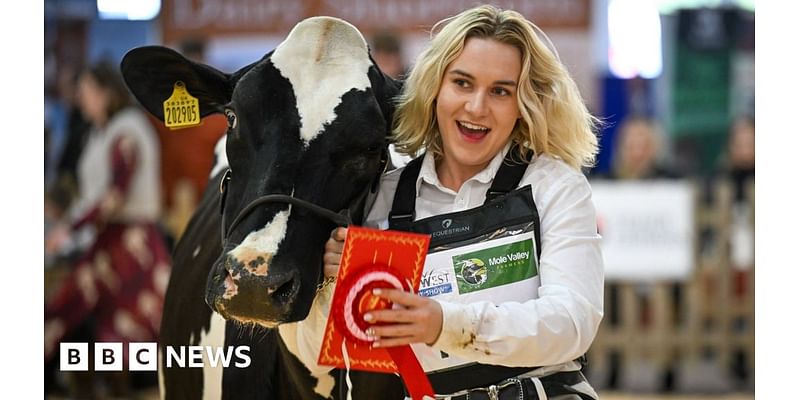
[415,141,514,195]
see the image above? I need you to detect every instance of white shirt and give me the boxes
[70,107,162,224]
[365,144,604,374]
[281,144,604,380]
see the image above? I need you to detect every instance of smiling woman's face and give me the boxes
[435,37,522,179]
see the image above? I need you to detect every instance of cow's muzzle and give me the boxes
[206,253,300,326]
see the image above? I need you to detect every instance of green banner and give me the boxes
[452,239,537,294]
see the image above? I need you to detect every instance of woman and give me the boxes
[606,115,677,180]
[44,62,171,396]
[317,5,603,399]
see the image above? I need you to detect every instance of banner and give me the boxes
[591,180,695,281]
[160,0,590,44]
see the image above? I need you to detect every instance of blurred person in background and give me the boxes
[600,115,679,180]
[370,30,414,168]
[700,114,755,271]
[591,114,681,391]
[370,29,407,80]
[704,114,754,386]
[720,115,755,202]
[46,63,92,225]
[148,36,228,246]
[319,5,603,398]
[44,61,171,398]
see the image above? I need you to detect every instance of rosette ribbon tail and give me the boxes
[387,346,434,400]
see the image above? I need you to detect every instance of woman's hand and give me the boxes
[323,227,443,346]
[323,227,347,280]
[364,288,443,347]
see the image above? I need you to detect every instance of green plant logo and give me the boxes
[457,258,487,286]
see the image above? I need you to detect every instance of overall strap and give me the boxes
[388,155,423,232]
[484,147,534,204]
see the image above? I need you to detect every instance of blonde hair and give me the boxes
[393,5,599,170]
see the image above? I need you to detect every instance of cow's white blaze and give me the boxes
[201,312,226,400]
[228,209,290,265]
[271,17,372,146]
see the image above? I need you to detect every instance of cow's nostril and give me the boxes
[271,276,298,305]
[223,273,238,299]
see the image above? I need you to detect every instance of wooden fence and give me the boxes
[587,179,754,393]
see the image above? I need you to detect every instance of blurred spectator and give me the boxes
[725,115,755,385]
[44,61,171,398]
[603,115,679,180]
[46,63,92,217]
[178,36,207,61]
[370,30,407,80]
[701,115,755,264]
[721,115,755,201]
[697,114,755,387]
[590,115,680,391]
[148,36,228,245]
[369,31,414,168]
[44,70,66,188]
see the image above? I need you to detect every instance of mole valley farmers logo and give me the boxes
[452,238,537,294]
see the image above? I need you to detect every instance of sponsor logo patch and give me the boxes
[452,239,537,294]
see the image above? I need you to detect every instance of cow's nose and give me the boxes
[268,271,300,306]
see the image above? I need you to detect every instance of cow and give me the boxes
[121,17,405,399]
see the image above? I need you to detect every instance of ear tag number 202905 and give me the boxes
[163,81,201,130]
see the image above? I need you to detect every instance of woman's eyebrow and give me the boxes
[449,69,517,87]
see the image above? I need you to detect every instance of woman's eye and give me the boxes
[454,79,470,88]
[225,109,238,129]
[492,87,511,96]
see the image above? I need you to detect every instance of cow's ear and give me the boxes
[121,46,233,121]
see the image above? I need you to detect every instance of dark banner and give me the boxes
[160,0,590,44]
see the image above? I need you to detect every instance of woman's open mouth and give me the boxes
[457,120,490,142]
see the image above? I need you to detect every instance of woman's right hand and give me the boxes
[323,227,347,280]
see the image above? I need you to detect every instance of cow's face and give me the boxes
[122,17,401,327]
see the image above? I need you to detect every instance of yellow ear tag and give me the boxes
[163,81,201,130]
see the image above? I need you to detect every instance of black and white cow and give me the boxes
[121,17,405,399]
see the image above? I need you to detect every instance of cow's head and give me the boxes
[122,17,401,327]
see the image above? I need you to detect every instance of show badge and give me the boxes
[419,235,538,299]
[318,226,434,400]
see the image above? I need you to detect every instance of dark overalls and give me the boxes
[388,148,596,400]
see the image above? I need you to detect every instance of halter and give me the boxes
[217,150,388,246]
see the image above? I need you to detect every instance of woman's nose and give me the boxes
[464,91,488,117]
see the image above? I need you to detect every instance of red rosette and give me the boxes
[332,264,408,345]
[331,263,434,400]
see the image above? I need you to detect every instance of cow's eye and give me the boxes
[225,109,238,129]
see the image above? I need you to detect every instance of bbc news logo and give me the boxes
[60,343,251,371]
